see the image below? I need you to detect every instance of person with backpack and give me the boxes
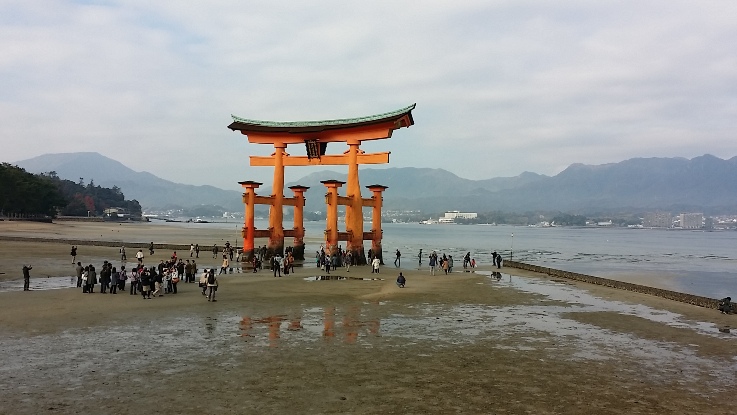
[206,269,218,302]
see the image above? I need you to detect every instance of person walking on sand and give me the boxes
[195,244,200,258]
[70,246,77,264]
[206,269,218,302]
[190,244,194,257]
[212,244,218,259]
[219,255,229,275]
[429,252,437,276]
[372,257,381,274]
[394,249,401,267]
[120,246,127,261]
[22,265,32,291]
[149,242,155,256]
[136,249,144,265]
[418,249,423,268]
[199,268,209,295]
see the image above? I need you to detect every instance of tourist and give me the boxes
[22,264,32,291]
[491,251,498,267]
[496,256,501,269]
[442,257,450,275]
[464,252,471,269]
[190,244,194,257]
[87,264,97,293]
[471,258,477,268]
[70,246,77,264]
[394,249,401,267]
[191,259,198,281]
[120,245,127,261]
[109,267,119,294]
[195,243,200,258]
[119,265,127,291]
[219,254,229,275]
[272,256,281,278]
[448,255,454,273]
[136,249,144,264]
[345,251,352,272]
[371,257,381,274]
[396,272,406,288]
[418,249,423,268]
[164,268,173,294]
[185,260,193,283]
[212,244,218,259]
[252,255,258,273]
[75,262,83,287]
[176,259,185,282]
[129,267,139,295]
[100,262,110,293]
[199,269,209,295]
[719,297,733,314]
[140,268,151,299]
[429,252,437,275]
[206,269,218,302]
[171,269,179,294]
[283,255,289,275]
[148,242,154,256]
[151,267,162,297]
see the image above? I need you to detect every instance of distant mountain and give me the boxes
[278,168,547,212]
[14,152,737,215]
[15,152,243,211]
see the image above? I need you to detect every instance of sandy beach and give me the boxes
[1,221,736,414]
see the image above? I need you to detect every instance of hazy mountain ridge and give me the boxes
[14,152,737,214]
[15,152,244,211]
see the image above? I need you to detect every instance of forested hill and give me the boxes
[0,163,141,218]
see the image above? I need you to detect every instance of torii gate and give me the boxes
[228,104,415,264]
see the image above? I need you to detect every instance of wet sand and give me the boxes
[1,221,736,414]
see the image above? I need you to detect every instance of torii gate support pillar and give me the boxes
[289,185,309,260]
[239,181,262,263]
[366,185,388,264]
[322,180,345,256]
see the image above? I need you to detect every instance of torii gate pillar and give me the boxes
[239,180,262,262]
[289,185,309,260]
[322,180,345,256]
[366,185,388,264]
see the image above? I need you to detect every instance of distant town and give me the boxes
[142,207,737,230]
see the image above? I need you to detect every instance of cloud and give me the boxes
[1,0,736,189]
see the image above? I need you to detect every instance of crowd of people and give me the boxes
[63,246,223,301]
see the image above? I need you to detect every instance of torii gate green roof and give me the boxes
[228,104,415,133]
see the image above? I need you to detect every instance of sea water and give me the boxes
[160,220,737,299]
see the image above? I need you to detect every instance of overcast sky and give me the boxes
[2,1,736,191]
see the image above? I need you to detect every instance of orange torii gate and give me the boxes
[228,104,415,264]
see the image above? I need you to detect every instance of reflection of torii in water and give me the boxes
[229,104,416,265]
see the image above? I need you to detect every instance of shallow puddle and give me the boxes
[0,276,76,292]
[304,275,385,281]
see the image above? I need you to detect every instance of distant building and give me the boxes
[679,213,704,229]
[443,211,478,220]
[644,211,672,228]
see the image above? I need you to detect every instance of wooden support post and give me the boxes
[288,185,309,260]
[239,181,262,263]
[269,143,286,257]
[366,185,388,265]
[322,180,345,256]
[345,142,366,265]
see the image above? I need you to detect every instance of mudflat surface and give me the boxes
[0,221,736,414]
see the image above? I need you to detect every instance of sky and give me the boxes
[1,0,736,191]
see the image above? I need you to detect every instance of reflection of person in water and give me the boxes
[492,271,502,281]
[396,272,406,288]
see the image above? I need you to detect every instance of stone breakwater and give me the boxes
[0,235,211,252]
[505,260,720,309]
